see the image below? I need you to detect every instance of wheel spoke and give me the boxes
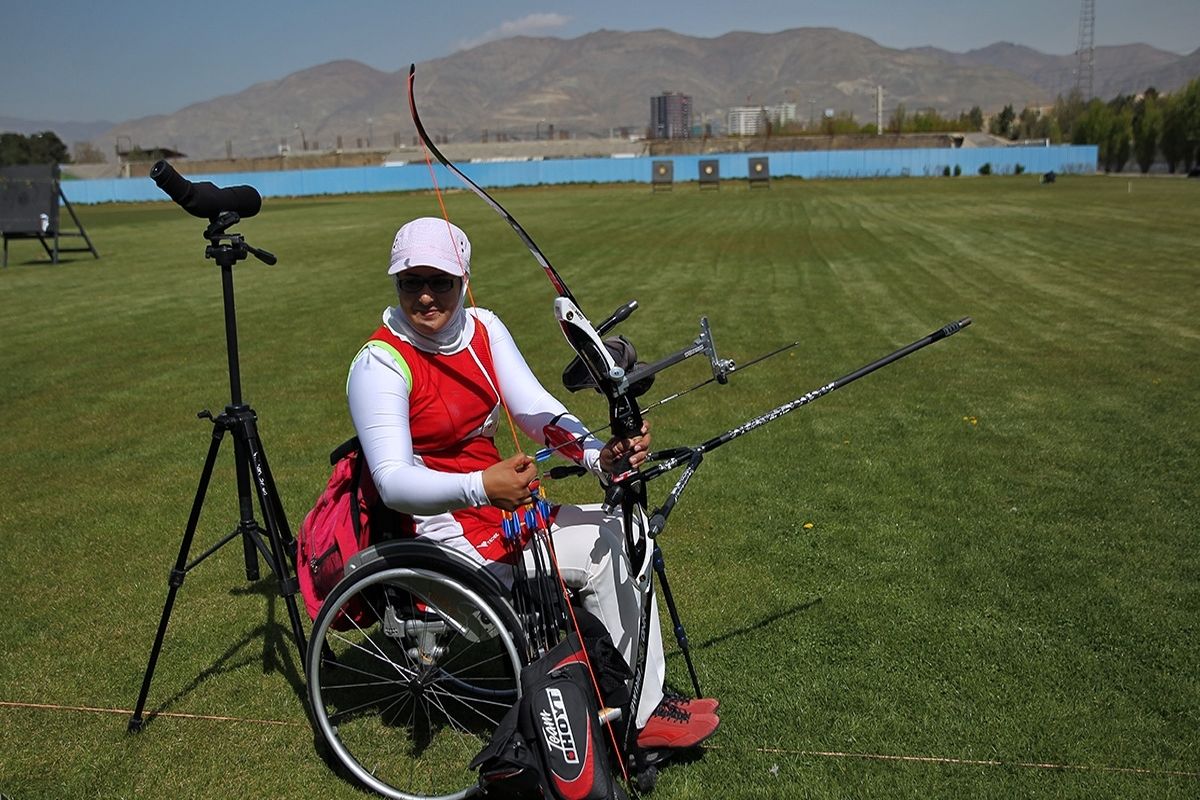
[329,687,413,724]
[338,603,405,671]
[321,651,419,685]
[440,648,512,676]
[377,689,417,728]
[422,684,479,736]
[425,682,507,728]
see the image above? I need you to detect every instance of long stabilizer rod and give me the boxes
[642,317,972,480]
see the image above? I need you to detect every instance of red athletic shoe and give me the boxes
[636,701,720,749]
[663,689,720,715]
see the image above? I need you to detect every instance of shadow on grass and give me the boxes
[666,596,824,660]
[137,579,308,730]
[229,580,307,687]
[3,257,88,267]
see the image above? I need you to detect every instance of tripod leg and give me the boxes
[231,428,261,582]
[242,422,308,660]
[653,545,702,698]
[129,425,226,732]
[253,442,297,557]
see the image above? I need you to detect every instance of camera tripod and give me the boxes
[128,212,308,731]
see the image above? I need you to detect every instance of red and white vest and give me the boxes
[366,321,527,563]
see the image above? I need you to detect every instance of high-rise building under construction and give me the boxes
[651,92,692,139]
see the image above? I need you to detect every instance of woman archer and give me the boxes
[346,216,719,750]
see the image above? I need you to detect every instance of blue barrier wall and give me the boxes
[62,145,1098,205]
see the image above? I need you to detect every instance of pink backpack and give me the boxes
[296,439,377,627]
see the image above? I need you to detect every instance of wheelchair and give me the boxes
[305,537,534,800]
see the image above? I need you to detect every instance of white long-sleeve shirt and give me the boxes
[347,306,603,517]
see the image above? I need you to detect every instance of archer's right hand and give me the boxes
[482,453,538,511]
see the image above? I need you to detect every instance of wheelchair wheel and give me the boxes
[307,555,526,800]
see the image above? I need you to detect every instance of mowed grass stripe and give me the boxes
[0,175,1196,799]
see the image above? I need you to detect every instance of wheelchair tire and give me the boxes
[307,545,526,800]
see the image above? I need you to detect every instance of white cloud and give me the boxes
[456,13,571,51]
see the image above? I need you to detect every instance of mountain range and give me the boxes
[0,115,115,145]
[12,28,1200,161]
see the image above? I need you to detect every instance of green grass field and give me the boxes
[1,174,1197,798]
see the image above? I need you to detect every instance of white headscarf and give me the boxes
[383,217,475,354]
[383,276,473,355]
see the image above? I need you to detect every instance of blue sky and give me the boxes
[2,0,1196,123]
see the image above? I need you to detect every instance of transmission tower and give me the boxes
[1074,0,1095,99]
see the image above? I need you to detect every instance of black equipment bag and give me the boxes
[472,630,627,799]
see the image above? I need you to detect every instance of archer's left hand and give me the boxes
[599,420,651,474]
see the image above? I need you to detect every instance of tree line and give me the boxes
[987,77,1200,174]
[907,77,1200,174]
[0,131,71,167]
[779,76,1200,174]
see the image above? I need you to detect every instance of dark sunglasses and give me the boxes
[397,275,458,294]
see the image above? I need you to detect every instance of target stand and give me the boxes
[1,164,98,267]
[748,157,770,189]
[651,160,674,192]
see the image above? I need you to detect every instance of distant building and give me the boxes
[651,92,692,139]
[726,103,797,136]
[767,103,797,127]
[726,107,768,136]
[116,146,187,162]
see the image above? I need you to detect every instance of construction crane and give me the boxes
[1075,0,1095,99]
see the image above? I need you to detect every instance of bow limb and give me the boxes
[407,64,579,308]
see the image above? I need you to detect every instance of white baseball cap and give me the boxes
[388,217,471,276]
